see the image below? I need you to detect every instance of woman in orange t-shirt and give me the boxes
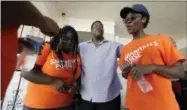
[21,26,81,110]
[119,4,186,110]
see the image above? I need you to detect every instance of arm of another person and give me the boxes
[21,64,59,84]
[153,36,186,79]
[74,56,82,80]
[118,46,129,79]
[2,1,59,36]
[74,56,82,86]
[20,44,63,85]
[130,61,186,80]
[115,42,130,78]
[116,42,123,58]
[151,62,185,79]
[2,1,45,28]
[131,36,186,79]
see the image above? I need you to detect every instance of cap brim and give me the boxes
[120,7,136,19]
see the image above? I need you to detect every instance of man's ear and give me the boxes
[141,17,147,24]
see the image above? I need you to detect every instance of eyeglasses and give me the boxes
[123,15,142,24]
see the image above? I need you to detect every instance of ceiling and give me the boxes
[32,1,186,49]
[55,2,186,21]
[54,1,187,49]
[54,2,187,45]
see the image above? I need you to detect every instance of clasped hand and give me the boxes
[120,61,155,80]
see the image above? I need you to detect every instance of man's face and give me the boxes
[91,22,104,38]
[123,12,146,34]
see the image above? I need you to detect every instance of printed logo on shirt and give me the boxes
[50,59,77,69]
[125,41,159,64]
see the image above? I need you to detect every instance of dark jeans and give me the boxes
[79,95,121,110]
[23,104,74,110]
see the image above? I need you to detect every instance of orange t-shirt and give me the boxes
[119,35,185,110]
[1,28,18,99]
[23,43,81,109]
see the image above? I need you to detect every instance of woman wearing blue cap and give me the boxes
[119,4,186,110]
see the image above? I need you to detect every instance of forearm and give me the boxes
[21,70,56,85]
[18,38,33,53]
[2,1,45,28]
[152,64,185,79]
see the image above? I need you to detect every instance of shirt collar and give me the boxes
[87,39,109,44]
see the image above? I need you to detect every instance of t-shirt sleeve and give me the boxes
[35,43,51,65]
[116,42,123,58]
[161,35,185,66]
[118,47,125,66]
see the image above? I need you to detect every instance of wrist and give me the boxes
[151,64,157,73]
[51,78,56,85]
[52,78,64,85]
[121,62,131,71]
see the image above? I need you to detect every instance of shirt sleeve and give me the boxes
[35,43,51,65]
[161,35,185,66]
[115,42,123,58]
[118,47,125,66]
[75,55,82,80]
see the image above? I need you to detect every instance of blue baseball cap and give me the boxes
[120,4,150,19]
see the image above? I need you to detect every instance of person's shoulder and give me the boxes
[43,42,51,49]
[44,42,50,46]
[79,40,91,50]
[153,34,170,40]
[153,34,172,44]
[110,40,122,44]
[108,40,123,46]
[119,39,135,54]
[79,41,90,46]
[41,42,51,53]
[121,45,128,51]
[121,39,133,48]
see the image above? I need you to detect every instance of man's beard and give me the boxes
[95,35,103,40]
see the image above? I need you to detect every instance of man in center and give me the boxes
[79,21,123,110]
